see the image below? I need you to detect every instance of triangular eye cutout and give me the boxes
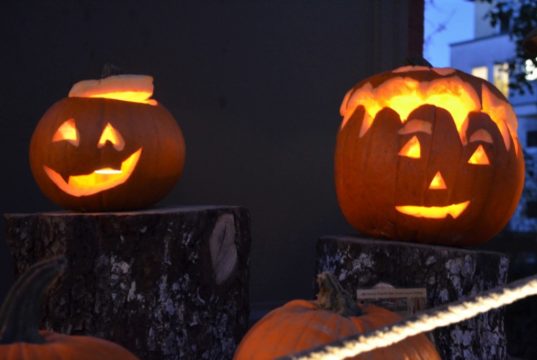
[468,144,490,165]
[429,171,447,190]
[52,118,79,146]
[98,123,125,151]
[399,135,421,158]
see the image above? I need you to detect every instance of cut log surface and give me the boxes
[5,206,251,360]
[316,236,509,360]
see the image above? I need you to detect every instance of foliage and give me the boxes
[478,0,537,94]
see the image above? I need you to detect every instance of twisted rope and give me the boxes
[282,273,537,360]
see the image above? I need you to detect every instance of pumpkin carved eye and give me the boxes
[399,135,421,158]
[467,129,492,165]
[52,118,79,146]
[98,123,125,151]
[468,144,490,165]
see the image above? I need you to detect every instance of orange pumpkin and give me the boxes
[30,74,185,211]
[335,65,525,246]
[234,272,440,359]
[0,256,139,359]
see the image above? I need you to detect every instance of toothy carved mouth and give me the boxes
[43,148,142,197]
[395,201,470,219]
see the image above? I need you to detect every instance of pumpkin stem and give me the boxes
[405,57,433,68]
[0,256,66,344]
[101,63,124,78]
[315,272,362,317]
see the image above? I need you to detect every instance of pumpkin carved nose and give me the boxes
[429,171,447,190]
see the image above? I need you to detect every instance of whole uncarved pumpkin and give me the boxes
[335,65,524,246]
[0,256,139,360]
[233,272,441,359]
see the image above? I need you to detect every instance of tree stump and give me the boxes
[4,206,251,360]
[316,236,509,360]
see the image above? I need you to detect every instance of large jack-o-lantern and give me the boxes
[335,66,525,246]
[30,75,185,211]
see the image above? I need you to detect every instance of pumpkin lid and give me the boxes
[68,74,157,105]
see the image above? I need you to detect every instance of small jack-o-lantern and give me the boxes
[335,65,525,246]
[30,75,185,211]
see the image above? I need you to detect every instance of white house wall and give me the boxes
[451,33,537,232]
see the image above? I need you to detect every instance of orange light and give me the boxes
[398,119,432,135]
[98,123,125,151]
[468,129,493,144]
[69,75,157,105]
[399,136,421,158]
[52,118,79,146]
[429,171,447,190]
[43,148,142,197]
[341,77,480,138]
[395,201,470,219]
[94,168,122,175]
[340,69,518,154]
[468,145,490,165]
[86,91,157,105]
[481,84,517,154]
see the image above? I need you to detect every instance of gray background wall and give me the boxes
[0,0,422,307]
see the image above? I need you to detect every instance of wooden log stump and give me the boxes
[316,236,509,360]
[4,206,251,360]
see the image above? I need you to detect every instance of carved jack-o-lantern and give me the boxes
[335,66,525,246]
[30,75,185,211]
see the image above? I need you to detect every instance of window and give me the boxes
[493,63,509,97]
[527,131,537,148]
[471,66,488,81]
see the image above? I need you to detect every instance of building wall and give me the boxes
[451,34,514,72]
[0,1,423,306]
[475,1,498,38]
[451,28,537,232]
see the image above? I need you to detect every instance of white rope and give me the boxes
[284,274,537,360]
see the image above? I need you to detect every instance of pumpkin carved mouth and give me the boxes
[395,201,470,219]
[43,148,142,197]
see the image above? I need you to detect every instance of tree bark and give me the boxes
[316,236,509,360]
[4,206,251,360]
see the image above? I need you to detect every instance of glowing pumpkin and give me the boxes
[233,272,441,359]
[335,65,525,246]
[30,75,185,211]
